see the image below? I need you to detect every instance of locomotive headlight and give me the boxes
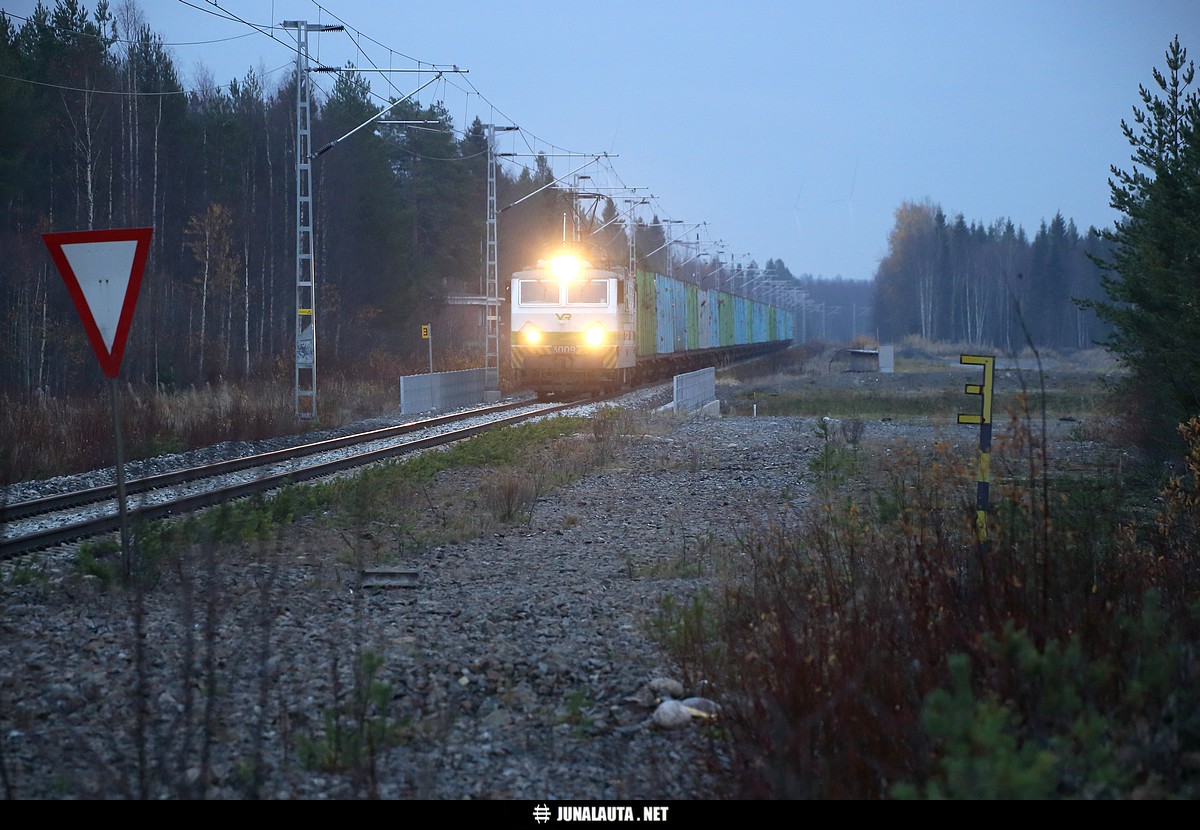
[520,324,542,344]
[583,323,607,347]
[549,254,582,281]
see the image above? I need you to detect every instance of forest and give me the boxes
[1,1,1114,399]
[871,203,1113,351]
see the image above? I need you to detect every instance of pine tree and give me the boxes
[1084,36,1200,460]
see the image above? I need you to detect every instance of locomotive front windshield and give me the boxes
[518,280,561,304]
[517,278,610,305]
[567,280,609,304]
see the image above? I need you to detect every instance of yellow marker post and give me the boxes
[957,354,995,553]
[422,323,432,373]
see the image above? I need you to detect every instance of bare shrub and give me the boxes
[840,416,865,448]
[479,470,537,524]
[657,405,1200,799]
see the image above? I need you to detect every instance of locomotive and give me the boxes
[509,249,793,398]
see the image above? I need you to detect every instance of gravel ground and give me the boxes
[0,360,1123,800]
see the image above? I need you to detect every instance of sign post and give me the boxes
[43,228,152,580]
[422,323,432,374]
[957,354,995,555]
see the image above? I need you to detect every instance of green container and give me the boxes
[636,268,657,357]
[718,291,734,346]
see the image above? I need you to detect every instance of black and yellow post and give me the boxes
[422,323,432,373]
[957,354,995,555]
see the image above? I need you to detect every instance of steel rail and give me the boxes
[1,398,587,560]
[0,399,539,523]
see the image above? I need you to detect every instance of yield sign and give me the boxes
[42,227,153,378]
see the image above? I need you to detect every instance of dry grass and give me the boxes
[652,374,1200,799]
[0,372,399,486]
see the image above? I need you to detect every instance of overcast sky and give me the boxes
[5,0,1199,281]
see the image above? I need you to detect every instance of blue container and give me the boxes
[655,273,674,354]
[733,297,748,345]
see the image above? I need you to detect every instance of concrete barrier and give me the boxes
[671,366,718,415]
[399,368,488,415]
[880,344,895,373]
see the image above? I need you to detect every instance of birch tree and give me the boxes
[185,203,240,381]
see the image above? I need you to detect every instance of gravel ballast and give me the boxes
[0,363,1121,800]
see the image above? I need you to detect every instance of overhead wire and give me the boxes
[303,10,527,170]
[0,6,292,97]
[14,0,734,264]
[0,66,291,97]
[1,9,261,49]
[175,0,300,60]
[281,4,623,191]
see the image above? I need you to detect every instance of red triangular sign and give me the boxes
[42,228,153,378]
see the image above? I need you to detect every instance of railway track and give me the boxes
[0,396,592,560]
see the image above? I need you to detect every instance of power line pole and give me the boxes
[485,124,517,398]
[281,23,463,417]
[282,20,342,419]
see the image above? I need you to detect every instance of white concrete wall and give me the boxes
[672,366,716,414]
[399,368,488,415]
[879,344,895,373]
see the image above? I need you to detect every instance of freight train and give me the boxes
[509,249,794,398]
